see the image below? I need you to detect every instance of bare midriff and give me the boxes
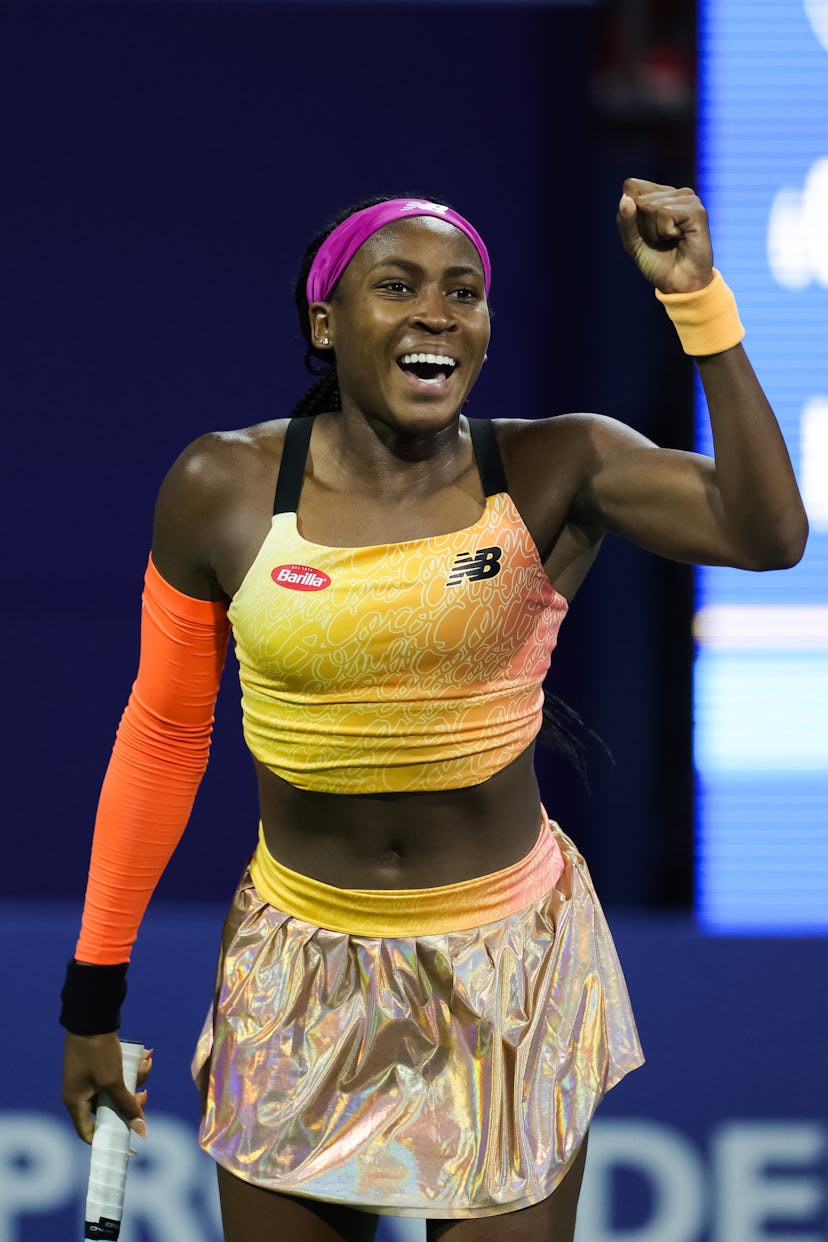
[255,744,543,891]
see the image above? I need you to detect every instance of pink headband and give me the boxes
[305,199,491,304]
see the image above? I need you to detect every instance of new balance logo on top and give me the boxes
[446,546,502,586]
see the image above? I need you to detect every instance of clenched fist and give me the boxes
[617,178,714,295]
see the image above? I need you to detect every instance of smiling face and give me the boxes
[308,217,491,434]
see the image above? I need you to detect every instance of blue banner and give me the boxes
[7,905,826,1241]
[695,0,828,931]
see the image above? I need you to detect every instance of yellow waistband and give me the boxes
[249,811,564,936]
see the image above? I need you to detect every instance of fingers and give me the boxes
[136,1047,154,1089]
[616,191,643,251]
[64,1071,148,1144]
[103,1078,149,1140]
[65,1095,96,1145]
[128,1092,149,1154]
[63,1032,152,1144]
[616,176,714,292]
[622,176,685,198]
[618,179,706,249]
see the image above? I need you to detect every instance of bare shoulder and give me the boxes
[491,413,652,510]
[157,419,288,509]
[152,419,289,599]
[493,412,653,470]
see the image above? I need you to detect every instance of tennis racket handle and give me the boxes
[84,1039,144,1242]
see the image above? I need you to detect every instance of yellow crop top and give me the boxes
[227,418,568,794]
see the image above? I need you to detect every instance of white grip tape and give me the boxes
[84,1039,144,1242]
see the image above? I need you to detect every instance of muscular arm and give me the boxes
[571,343,806,569]
[151,422,283,600]
[62,436,245,1142]
[536,181,808,577]
[70,434,255,970]
[151,432,238,599]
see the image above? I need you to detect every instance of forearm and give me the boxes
[655,268,808,568]
[697,344,808,568]
[75,691,214,964]
[61,557,230,1034]
[614,183,807,570]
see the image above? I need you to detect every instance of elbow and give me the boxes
[755,546,804,571]
[776,507,810,567]
[743,511,809,571]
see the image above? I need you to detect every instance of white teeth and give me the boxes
[400,352,457,367]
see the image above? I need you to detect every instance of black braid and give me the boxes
[290,354,341,419]
[538,692,613,788]
[289,193,452,419]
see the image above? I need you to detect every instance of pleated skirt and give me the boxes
[192,812,643,1218]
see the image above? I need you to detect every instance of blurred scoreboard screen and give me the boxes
[695,1,828,930]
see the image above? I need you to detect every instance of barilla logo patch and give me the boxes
[271,563,331,592]
[446,546,502,586]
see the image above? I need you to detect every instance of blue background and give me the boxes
[694,0,828,930]
[1,0,698,908]
[9,907,827,1241]
[1,1,825,1239]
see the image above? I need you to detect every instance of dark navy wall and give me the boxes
[2,1,692,912]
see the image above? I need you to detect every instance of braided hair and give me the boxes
[290,194,450,419]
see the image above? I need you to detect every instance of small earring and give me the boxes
[320,337,330,346]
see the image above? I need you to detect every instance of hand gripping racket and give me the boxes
[84,1039,145,1242]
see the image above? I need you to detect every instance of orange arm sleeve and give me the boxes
[75,555,231,965]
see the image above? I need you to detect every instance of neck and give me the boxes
[324,407,468,489]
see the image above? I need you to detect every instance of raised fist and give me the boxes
[617,178,714,294]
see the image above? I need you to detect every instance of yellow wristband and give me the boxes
[655,269,745,356]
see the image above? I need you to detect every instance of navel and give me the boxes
[380,843,405,866]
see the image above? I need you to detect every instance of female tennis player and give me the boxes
[61,179,807,1242]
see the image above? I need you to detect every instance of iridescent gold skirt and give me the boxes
[192,811,643,1218]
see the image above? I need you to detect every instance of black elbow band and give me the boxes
[59,959,128,1035]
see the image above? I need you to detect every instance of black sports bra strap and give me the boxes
[468,417,509,498]
[275,415,507,513]
[273,416,316,515]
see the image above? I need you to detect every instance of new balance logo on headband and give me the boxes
[401,200,450,215]
[446,547,502,586]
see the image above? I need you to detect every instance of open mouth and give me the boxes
[397,352,458,385]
